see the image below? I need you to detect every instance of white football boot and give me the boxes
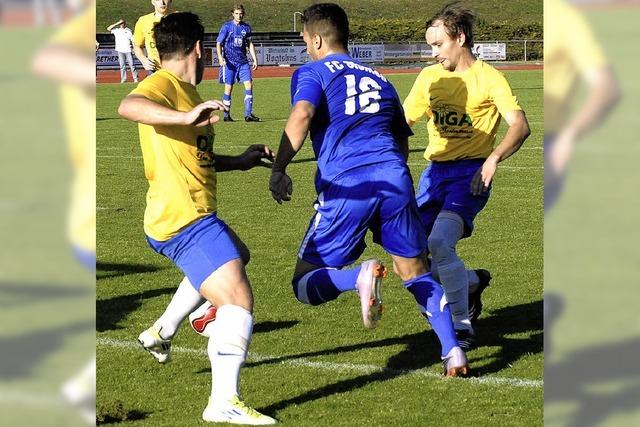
[202,395,277,425]
[137,326,172,363]
[355,259,387,329]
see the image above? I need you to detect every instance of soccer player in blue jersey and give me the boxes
[269,3,469,376]
[216,4,260,122]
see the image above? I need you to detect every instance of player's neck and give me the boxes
[322,47,348,59]
[453,50,476,72]
[162,59,197,86]
[154,9,170,18]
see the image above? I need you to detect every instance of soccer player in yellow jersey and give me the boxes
[118,13,276,425]
[31,2,96,423]
[544,0,618,210]
[403,2,531,349]
[133,0,173,74]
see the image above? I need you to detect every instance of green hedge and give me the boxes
[350,18,542,43]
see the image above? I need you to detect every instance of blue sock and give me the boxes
[404,272,458,356]
[292,266,361,306]
[244,89,253,117]
[223,93,231,117]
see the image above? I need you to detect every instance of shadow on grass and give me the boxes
[247,300,542,415]
[544,293,640,427]
[253,320,299,334]
[97,287,176,332]
[97,262,165,280]
[0,282,90,308]
[0,319,94,380]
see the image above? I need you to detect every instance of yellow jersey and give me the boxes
[50,6,96,254]
[130,69,217,241]
[403,60,521,162]
[544,0,607,133]
[133,11,173,69]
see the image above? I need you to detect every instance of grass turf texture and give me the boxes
[97,70,542,425]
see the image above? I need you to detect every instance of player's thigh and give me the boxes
[442,174,490,238]
[374,165,426,259]
[239,64,253,87]
[219,63,238,86]
[297,180,375,268]
[416,166,445,236]
[226,225,250,265]
[147,213,243,295]
[199,258,253,312]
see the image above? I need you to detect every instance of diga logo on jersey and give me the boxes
[196,132,215,167]
[432,103,473,127]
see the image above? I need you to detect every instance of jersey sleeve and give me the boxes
[216,23,228,44]
[488,70,521,116]
[246,24,252,41]
[565,6,608,75]
[49,6,95,53]
[291,67,323,107]
[402,68,431,123]
[132,17,145,48]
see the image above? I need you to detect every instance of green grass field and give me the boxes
[96,69,543,426]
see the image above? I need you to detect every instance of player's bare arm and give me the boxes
[249,41,258,71]
[216,42,226,67]
[118,95,227,127]
[470,109,531,195]
[133,44,156,71]
[32,44,96,88]
[549,67,619,174]
[215,145,274,172]
[270,100,315,204]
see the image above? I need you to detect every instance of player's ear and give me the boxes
[313,34,322,50]
[195,40,202,58]
[457,32,466,47]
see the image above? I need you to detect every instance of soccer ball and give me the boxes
[188,301,217,337]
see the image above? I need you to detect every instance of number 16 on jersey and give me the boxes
[344,74,382,115]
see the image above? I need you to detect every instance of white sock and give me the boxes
[153,276,204,339]
[467,270,480,293]
[208,305,253,402]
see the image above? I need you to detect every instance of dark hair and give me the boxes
[426,1,475,47]
[153,12,204,60]
[301,3,349,50]
[232,4,245,13]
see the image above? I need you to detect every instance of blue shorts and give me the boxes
[298,162,426,268]
[146,213,241,291]
[72,245,96,271]
[218,62,252,85]
[416,159,490,239]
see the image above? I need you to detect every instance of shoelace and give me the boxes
[233,397,263,418]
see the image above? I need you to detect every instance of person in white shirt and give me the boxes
[107,19,139,83]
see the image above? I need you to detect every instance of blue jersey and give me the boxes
[216,20,252,65]
[291,53,412,191]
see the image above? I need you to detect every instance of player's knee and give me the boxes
[291,273,320,306]
[427,235,454,260]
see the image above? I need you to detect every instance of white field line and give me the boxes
[97,337,542,389]
[0,390,63,406]
[96,154,542,170]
